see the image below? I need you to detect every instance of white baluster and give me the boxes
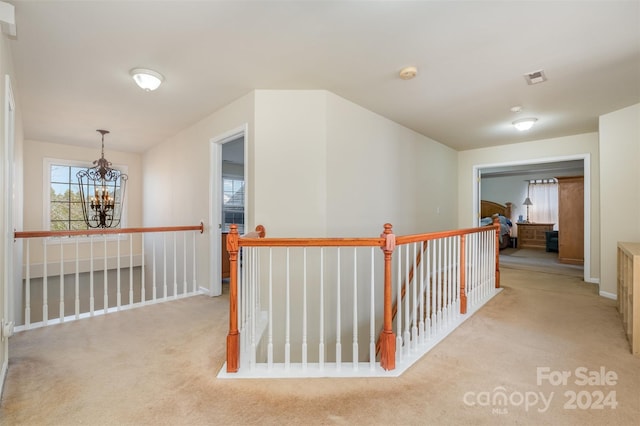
[59,239,64,322]
[25,240,31,328]
[250,248,257,370]
[336,247,342,370]
[404,244,410,354]
[129,235,134,305]
[369,247,375,370]
[43,239,48,325]
[411,242,418,350]
[183,233,187,294]
[455,236,460,316]
[437,238,442,332]
[431,240,437,336]
[267,248,273,369]
[319,247,325,370]
[352,247,358,370]
[117,233,121,309]
[419,241,425,344]
[152,235,157,301]
[285,248,290,370]
[426,241,432,340]
[396,245,402,360]
[163,233,167,299]
[302,248,308,369]
[75,238,80,319]
[192,232,197,292]
[141,233,145,304]
[90,235,94,315]
[103,236,108,313]
[443,237,449,326]
[173,232,177,298]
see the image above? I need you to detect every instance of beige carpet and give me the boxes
[500,248,584,278]
[1,269,639,425]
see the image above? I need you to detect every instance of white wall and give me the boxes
[599,103,640,297]
[325,92,458,236]
[458,132,600,281]
[252,90,459,238]
[142,91,255,296]
[253,91,328,236]
[0,27,23,396]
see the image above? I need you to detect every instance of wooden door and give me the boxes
[557,176,584,265]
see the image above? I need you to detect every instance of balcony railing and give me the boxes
[13,223,204,330]
[221,218,501,377]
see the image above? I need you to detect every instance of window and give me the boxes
[528,179,559,227]
[45,159,127,231]
[222,177,244,233]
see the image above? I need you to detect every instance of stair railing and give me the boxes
[225,218,500,374]
[13,223,204,330]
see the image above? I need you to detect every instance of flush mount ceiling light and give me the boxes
[512,117,538,131]
[399,66,418,80]
[130,68,164,91]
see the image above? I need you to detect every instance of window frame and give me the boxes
[222,175,245,234]
[43,157,129,242]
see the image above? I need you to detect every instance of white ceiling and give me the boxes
[8,1,640,153]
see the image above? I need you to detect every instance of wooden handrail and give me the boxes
[239,237,384,248]
[395,224,499,245]
[14,222,205,239]
[237,225,499,249]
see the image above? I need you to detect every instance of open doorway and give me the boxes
[209,125,247,296]
[475,155,590,281]
[220,138,245,282]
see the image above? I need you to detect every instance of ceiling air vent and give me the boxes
[524,69,547,85]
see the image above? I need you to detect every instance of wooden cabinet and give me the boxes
[517,223,555,250]
[557,176,584,265]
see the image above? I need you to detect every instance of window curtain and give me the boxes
[528,179,558,228]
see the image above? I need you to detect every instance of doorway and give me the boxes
[474,155,590,282]
[209,125,247,296]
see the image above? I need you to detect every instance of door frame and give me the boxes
[472,153,592,283]
[208,124,248,296]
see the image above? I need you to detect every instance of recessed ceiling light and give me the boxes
[510,105,523,113]
[399,66,418,80]
[512,117,538,131]
[130,68,164,91]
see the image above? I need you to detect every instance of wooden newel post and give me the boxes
[380,223,396,371]
[459,234,467,314]
[226,224,240,372]
[492,216,501,289]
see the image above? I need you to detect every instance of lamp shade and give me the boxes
[523,197,533,206]
[130,68,164,91]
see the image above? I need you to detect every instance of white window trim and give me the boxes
[43,157,129,244]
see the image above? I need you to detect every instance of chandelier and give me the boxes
[76,130,128,228]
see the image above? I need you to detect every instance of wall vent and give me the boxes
[524,69,547,85]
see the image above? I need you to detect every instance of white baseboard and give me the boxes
[585,277,600,284]
[599,290,617,300]
[199,286,213,296]
[0,359,7,400]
